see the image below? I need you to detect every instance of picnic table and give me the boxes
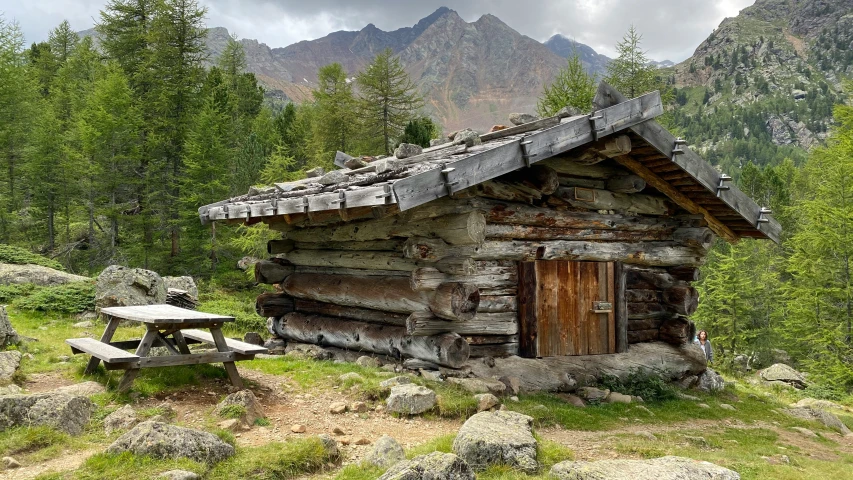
[66,304,267,392]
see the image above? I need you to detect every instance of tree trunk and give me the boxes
[256,292,295,318]
[405,311,518,335]
[294,299,408,326]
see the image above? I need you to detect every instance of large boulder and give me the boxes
[790,398,847,412]
[696,368,725,393]
[0,263,89,286]
[162,276,198,299]
[366,435,406,468]
[550,456,740,479]
[379,452,475,480]
[107,421,234,464]
[54,381,106,397]
[386,384,436,415]
[447,377,507,395]
[452,410,538,473]
[0,393,94,434]
[215,390,264,425]
[0,306,20,348]
[0,350,21,383]
[95,265,166,309]
[104,405,139,434]
[784,407,852,435]
[760,364,807,389]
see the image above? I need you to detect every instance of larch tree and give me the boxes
[537,50,596,117]
[604,26,658,98]
[356,48,423,155]
[48,20,78,64]
[312,62,356,162]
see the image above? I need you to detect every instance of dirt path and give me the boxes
[6,448,100,480]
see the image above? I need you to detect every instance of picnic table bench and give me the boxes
[66,304,267,392]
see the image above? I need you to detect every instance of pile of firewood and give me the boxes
[166,288,198,310]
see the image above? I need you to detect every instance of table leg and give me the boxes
[172,331,192,355]
[117,326,158,393]
[210,327,244,389]
[155,332,181,356]
[85,315,121,375]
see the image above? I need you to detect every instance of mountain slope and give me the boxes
[543,34,610,75]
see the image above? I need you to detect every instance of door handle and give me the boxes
[592,301,613,313]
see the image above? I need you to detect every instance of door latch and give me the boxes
[593,301,613,313]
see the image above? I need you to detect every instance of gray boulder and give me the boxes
[447,377,506,395]
[104,405,139,434]
[452,129,482,147]
[54,381,106,397]
[379,452,474,480]
[452,410,537,473]
[577,386,609,402]
[0,263,89,286]
[732,355,749,371]
[0,306,19,348]
[263,338,287,355]
[243,332,264,346]
[429,138,448,147]
[215,390,264,424]
[784,407,851,435]
[107,421,234,464]
[379,376,411,389]
[696,368,725,393]
[394,143,423,160]
[0,393,94,434]
[158,470,199,480]
[509,113,539,126]
[0,384,23,395]
[285,343,332,360]
[550,456,740,479]
[317,434,340,459]
[236,256,259,271]
[162,276,198,299]
[760,363,807,389]
[366,435,406,468]
[95,265,166,309]
[386,384,436,415]
[0,350,21,383]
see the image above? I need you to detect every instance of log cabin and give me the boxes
[199,82,780,380]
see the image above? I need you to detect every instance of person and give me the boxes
[694,330,713,362]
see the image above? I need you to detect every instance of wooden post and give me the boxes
[614,262,628,353]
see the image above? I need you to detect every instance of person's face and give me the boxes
[699,332,707,341]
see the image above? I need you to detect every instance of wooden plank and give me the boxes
[479,116,561,142]
[210,327,244,389]
[573,261,587,355]
[557,260,573,356]
[469,343,520,358]
[345,184,396,208]
[445,140,526,193]
[118,327,158,392]
[518,262,537,358]
[535,261,559,357]
[614,263,628,353]
[307,191,342,212]
[180,329,268,355]
[85,316,121,374]
[99,305,234,324]
[67,338,141,363]
[463,334,520,345]
[606,262,616,353]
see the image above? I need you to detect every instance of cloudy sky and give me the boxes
[4,0,754,61]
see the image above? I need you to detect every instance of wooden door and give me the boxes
[519,260,616,357]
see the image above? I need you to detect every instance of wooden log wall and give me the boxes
[624,265,699,346]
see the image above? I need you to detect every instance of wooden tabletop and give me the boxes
[99,304,234,324]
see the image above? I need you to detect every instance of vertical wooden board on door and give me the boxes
[581,262,598,355]
[535,261,560,357]
[607,262,616,354]
[595,262,609,354]
[556,260,574,356]
[518,262,537,358]
[614,262,628,353]
[574,262,589,355]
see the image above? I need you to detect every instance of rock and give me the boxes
[351,401,368,413]
[285,343,332,360]
[550,456,740,480]
[3,456,21,469]
[242,332,264,346]
[791,398,845,411]
[379,452,475,480]
[559,394,586,408]
[54,381,106,397]
[158,470,199,480]
[475,393,500,411]
[104,405,138,434]
[429,138,447,147]
[499,376,521,395]
[488,125,509,133]
[635,431,657,441]
[792,89,807,100]
[720,404,736,411]
[635,405,653,415]
[356,355,381,368]
[605,392,632,404]
[305,167,325,178]
[696,368,725,393]
[263,338,287,355]
[379,376,411,388]
[677,392,699,401]
[784,407,852,435]
[0,306,20,348]
[367,435,406,468]
[453,410,537,473]
[447,377,506,395]
[791,426,818,438]
[0,263,89,287]
[95,265,166,309]
[344,156,369,169]
[394,143,423,159]
[329,402,348,414]
[57,355,70,362]
[217,419,246,432]
[732,355,749,371]
[760,364,807,389]
[291,424,306,433]
[771,348,792,365]
[72,320,94,329]
[0,350,22,383]
[386,384,436,415]
[162,276,198,299]
[0,384,23,395]
[318,170,348,186]
[509,113,539,126]
[215,390,264,424]
[0,392,94,435]
[556,106,582,117]
[698,403,710,409]
[354,437,371,445]
[317,434,340,459]
[332,426,345,435]
[577,386,609,402]
[420,369,442,382]
[107,421,234,464]
[339,372,366,383]
[236,256,259,271]
[452,129,482,147]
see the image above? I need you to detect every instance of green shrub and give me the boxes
[800,383,845,401]
[13,281,95,313]
[0,283,38,303]
[0,244,64,270]
[218,404,247,419]
[598,370,678,402]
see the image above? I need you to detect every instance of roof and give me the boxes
[199,82,780,244]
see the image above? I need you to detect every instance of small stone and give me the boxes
[356,356,381,368]
[215,390,264,424]
[218,419,246,432]
[605,392,632,404]
[380,376,412,388]
[73,320,94,328]
[351,401,368,413]
[791,427,818,438]
[447,377,506,395]
[452,129,482,147]
[720,403,736,411]
[339,438,351,445]
[367,435,405,468]
[559,394,586,408]
[509,396,519,402]
[3,456,21,469]
[374,405,386,414]
[108,421,234,464]
[354,437,371,445]
[683,435,708,447]
[332,426,346,435]
[420,369,442,382]
[509,113,539,126]
[677,392,700,401]
[339,372,366,383]
[57,355,71,362]
[104,405,138,434]
[305,167,325,178]
[489,125,509,133]
[394,143,423,160]
[317,434,340,459]
[696,368,725,393]
[291,424,306,433]
[243,332,264,346]
[475,393,500,412]
[158,470,199,480]
[698,403,711,409]
[577,386,609,402]
[636,431,657,441]
[263,338,287,355]
[386,384,436,415]
[329,402,348,414]
[0,384,23,396]
[344,157,368,169]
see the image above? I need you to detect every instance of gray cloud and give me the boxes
[4,0,754,61]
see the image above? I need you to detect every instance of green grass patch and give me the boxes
[208,437,332,479]
[0,244,64,270]
[598,370,678,402]
[63,451,205,480]
[218,404,247,420]
[14,282,96,313]
[0,426,70,459]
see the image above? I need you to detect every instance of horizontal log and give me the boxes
[462,334,520,345]
[277,312,469,368]
[539,158,625,178]
[256,292,295,318]
[564,135,632,165]
[484,224,670,242]
[254,259,295,284]
[469,343,519,358]
[478,295,518,313]
[480,287,517,296]
[294,266,409,277]
[668,266,701,283]
[628,329,660,344]
[558,176,605,189]
[283,249,418,271]
[672,228,714,251]
[502,165,560,194]
[281,273,479,321]
[662,286,699,316]
[626,289,659,303]
[659,317,693,345]
[627,317,664,331]
[474,180,543,204]
[410,267,517,291]
[284,211,486,245]
[294,299,408,326]
[268,239,296,254]
[406,312,518,336]
[627,302,667,319]
[554,186,670,216]
[606,175,646,194]
[625,266,677,290]
[294,239,403,251]
[405,237,707,267]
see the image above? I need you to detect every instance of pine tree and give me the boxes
[356,48,423,155]
[604,26,658,98]
[48,20,78,64]
[537,51,596,116]
[312,63,356,161]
